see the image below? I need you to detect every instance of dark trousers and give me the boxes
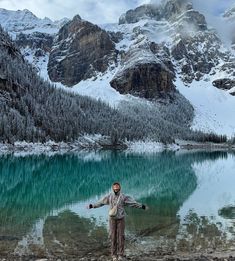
[109,218,125,257]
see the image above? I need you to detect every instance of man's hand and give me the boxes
[142,204,149,210]
[86,204,93,209]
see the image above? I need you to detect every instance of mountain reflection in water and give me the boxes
[0,150,234,257]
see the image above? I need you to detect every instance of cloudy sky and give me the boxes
[0,0,234,24]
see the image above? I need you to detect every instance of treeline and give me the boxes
[189,132,228,143]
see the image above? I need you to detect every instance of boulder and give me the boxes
[212,78,235,90]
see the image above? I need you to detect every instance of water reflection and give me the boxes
[0,151,234,258]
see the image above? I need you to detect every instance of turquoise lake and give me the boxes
[0,151,235,258]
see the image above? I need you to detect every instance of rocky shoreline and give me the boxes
[1,251,235,261]
[1,138,235,156]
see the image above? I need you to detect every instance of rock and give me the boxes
[179,61,193,82]
[163,0,193,20]
[149,42,175,74]
[110,48,175,99]
[164,1,208,34]
[15,32,54,53]
[118,1,199,27]
[48,15,117,86]
[171,39,187,60]
[34,48,45,57]
[184,10,207,30]
[108,31,124,43]
[172,31,223,83]
[119,4,162,24]
[212,78,235,90]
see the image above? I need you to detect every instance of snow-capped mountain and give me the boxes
[1,0,235,138]
[0,8,68,37]
[0,8,69,74]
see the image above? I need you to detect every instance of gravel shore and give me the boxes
[1,251,235,261]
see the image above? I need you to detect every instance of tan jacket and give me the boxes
[93,192,143,219]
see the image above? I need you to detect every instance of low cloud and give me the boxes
[0,0,142,23]
[0,0,234,32]
[191,0,235,46]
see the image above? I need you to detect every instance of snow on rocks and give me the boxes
[0,8,67,38]
[175,76,235,137]
[126,140,179,154]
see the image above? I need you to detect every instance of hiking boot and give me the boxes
[111,255,118,261]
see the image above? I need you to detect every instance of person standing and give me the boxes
[87,182,147,261]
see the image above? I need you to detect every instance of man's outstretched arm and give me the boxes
[87,194,110,209]
[124,195,147,210]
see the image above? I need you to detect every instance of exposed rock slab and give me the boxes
[110,48,175,99]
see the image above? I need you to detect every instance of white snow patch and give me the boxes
[22,47,50,80]
[126,140,179,154]
[175,77,235,137]
[71,72,126,108]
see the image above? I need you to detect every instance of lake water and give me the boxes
[0,150,235,258]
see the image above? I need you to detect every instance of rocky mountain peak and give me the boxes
[163,0,193,19]
[72,14,82,21]
[0,8,66,37]
[119,4,162,24]
[118,0,206,31]
[48,15,117,86]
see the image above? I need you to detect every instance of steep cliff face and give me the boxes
[110,63,174,99]
[48,15,117,86]
[109,1,209,98]
[114,1,235,95]
[15,32,53,53]
[110,47,175,99]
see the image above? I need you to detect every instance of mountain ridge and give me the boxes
[1,0,235,138]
